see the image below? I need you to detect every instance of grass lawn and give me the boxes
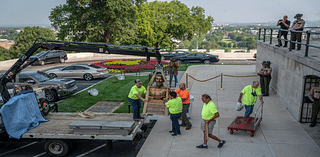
[58,75,149,113]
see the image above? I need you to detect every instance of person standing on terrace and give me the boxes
[290,13,305,50]
[276,15,290,47]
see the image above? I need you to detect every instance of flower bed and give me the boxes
[93,59,168,73]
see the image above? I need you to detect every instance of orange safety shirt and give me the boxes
[175,89,190,104]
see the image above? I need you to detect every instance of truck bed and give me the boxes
[21,112,143,140]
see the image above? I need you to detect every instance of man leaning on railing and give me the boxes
[290,13,305,50]
[276,15,290,47]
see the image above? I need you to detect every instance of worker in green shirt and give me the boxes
[128,79,146,120]
[238,81,264,117]
[165,91,182,136]
[196,94,226,149]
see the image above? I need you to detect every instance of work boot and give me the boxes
[186,125,192,130]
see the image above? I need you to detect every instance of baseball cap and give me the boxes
[261,61,267,64]
[266,61,271,65]
[135,79,142,84]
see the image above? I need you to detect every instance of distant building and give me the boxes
[0,39,14,49]
[216,23,229,26]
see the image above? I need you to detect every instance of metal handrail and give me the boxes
[254,103,263,130]
[258,27,320,57]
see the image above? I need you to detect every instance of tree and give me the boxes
[0,46,10,61]
[134,0,213,49]
[217,41,227,47]
[9,26,56,58]
[49,0,144,44]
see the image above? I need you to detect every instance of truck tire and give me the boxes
[49,73,58,78]
[40,60,45,66]
[59,58,65,63]
[45,140,70,157]
[39,98,50,116]
[45,90,58,102]
[204,60,210,64]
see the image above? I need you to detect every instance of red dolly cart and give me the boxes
[228,103,263,137]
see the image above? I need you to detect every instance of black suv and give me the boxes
[28,51,68,66]
[7,71,77,102]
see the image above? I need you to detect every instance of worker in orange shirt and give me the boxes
[175,83,192,130]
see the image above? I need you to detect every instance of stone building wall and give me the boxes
[256,41,320,120]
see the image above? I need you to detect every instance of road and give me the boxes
[0,58,256,74]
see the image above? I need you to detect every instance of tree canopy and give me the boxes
[0,46,9,61]
[179,26,259,52]
[49,0,144,44]
[134,0,214,49]
[9,26,56,58]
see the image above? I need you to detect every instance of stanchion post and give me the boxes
[186,73,188,89]
[219,73,224,90]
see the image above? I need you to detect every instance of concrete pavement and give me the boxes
[138,65,320,157]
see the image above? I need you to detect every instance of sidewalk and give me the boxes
[138,65,320,157]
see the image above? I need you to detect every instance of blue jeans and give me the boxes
[244,105,254,117]
[170,113,181,134]
[128,98,141,119]
[170,71,178,85]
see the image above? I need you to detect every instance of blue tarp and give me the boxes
[0,90,48,139]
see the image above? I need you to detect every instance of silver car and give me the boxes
[45,64,108,81]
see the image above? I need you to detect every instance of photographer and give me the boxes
[276,15,290,47]
[168,58,179,86]
[238,81,264,117]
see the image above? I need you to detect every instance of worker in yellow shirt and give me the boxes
[238,81,264,117]
[165,91,183,136]
[196,94,226,149]
[128,79,146,120]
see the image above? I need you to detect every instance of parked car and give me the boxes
[45,64,108,81]
[173,53,219,64]
[28,50,68,66]
[161,50,190,60]
[6,71,77,102]
[232,50,246,53]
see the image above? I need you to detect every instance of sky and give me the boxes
[0,0,66,26]
[0,0,319,26]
